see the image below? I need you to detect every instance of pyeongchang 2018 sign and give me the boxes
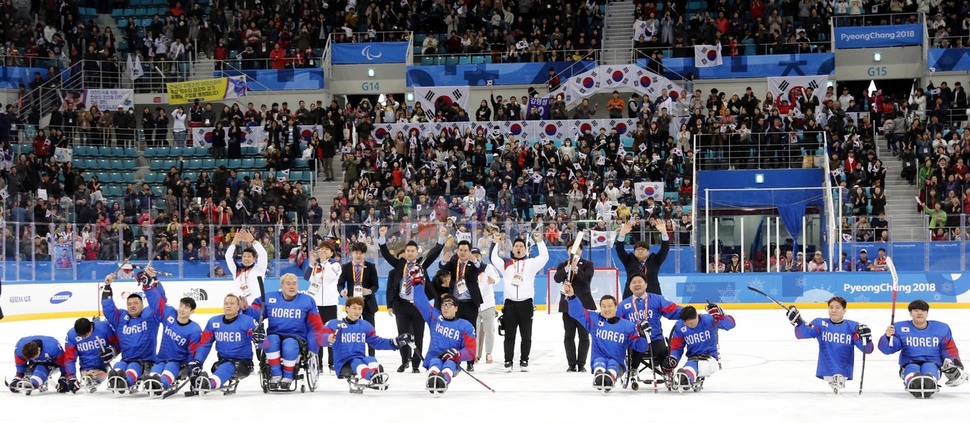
[835,24,922,49]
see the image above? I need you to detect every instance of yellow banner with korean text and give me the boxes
[166,76,247,104]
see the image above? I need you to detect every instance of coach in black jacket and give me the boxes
[434,239,485,371]
[380,225,445,373]
[617,219,670,297]
[338,241,380,354]
[553,243,596,372]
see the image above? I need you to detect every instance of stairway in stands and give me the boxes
[310,167,345,220]
[601,0,637,65]
[874,133,924,241]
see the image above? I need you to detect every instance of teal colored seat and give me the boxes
[471,55,485,64]
[228,158,242,169]
[203,158,216,169]
[458,56,471,65]
[445,56,459,65]
[421,57,435,66]
[242,158,255,168]
[188,159,203,169]
[294,158,308,168]
[254,158,267,168]
[97,159,111,169]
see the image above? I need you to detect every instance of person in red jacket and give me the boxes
[270,43,288,70]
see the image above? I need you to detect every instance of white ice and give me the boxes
[1,308,968,422]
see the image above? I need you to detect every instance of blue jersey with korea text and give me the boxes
[102,285,163,361]
[616,293,682,342]
[195,314,258,362]
[64,320,119,376]
[151,283,202,363]
[413,284,476,368]
[878,320,961,367]
[321,318,395,377]
[670,314,736,362]
[568,296,648,372]
[14,336,66,376]
[795,318,873,379]
[244,291,325,352]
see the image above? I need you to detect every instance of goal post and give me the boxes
[546,268,620,314]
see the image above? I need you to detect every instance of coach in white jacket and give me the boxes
[304,240,341,371]
[490,230,548,373]
[224,229,268,305]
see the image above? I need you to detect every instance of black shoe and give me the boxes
[466,363,474,372]
[520,360,529,372]
[567,365,577,373]
[396,364,407,373]
[412,366,421,373]
[577,366,587,373]
[504,361,513,373]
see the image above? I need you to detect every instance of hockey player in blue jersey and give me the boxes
[616,274,681,376]
[61,317,120,393]
[786,297,874,393]
[143,281,202,396]
[101,270,164,394]
[190,294,259,393]
[878,299,966,398]
[411,269,476,394]
[322,296,412,393]
[10,336,66,394]
[564,283,649,393]
[666,304,736,391]
[244,273,325,391]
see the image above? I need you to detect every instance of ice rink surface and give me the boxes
[1,307,968,422]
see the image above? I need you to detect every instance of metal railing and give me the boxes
[693,131,827,171]
[830,11,923,27]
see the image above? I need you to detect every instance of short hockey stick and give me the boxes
[461,367,496,393]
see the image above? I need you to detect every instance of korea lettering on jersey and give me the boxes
[617,294,682,342]
[150,283,202,363]
[103,288,163,361]
[670,314,737,362]
[796,318,872,379]
[195,314,258,362]
[64,321,118,376]
[567,297,648,368]
[413,282,477,368]
[245,292,325,352]
[322,318,395,375]
[878,320,960,367]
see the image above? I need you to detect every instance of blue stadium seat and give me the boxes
[294,158,308,169]
[421,56,435,66]
[97,159,111,169]
[242,158,255,168]
[254,158,267,168]
[203,158,216,169]
[228,158,242,169]
[445,56,459,66]
[458,56,471,65]
[471,55,485,64]
[194,147,209,156]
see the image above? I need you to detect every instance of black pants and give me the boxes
[457,301,479,364]
[503,298,534,363]
[317,305,338,369]
[393,302,425,369]
[363,306,376,356]
[630,338,670,372]
[563,312,590,368]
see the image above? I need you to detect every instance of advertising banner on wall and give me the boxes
[834,23,923,49]
[331,42,409,64]
[167,76,248,104]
